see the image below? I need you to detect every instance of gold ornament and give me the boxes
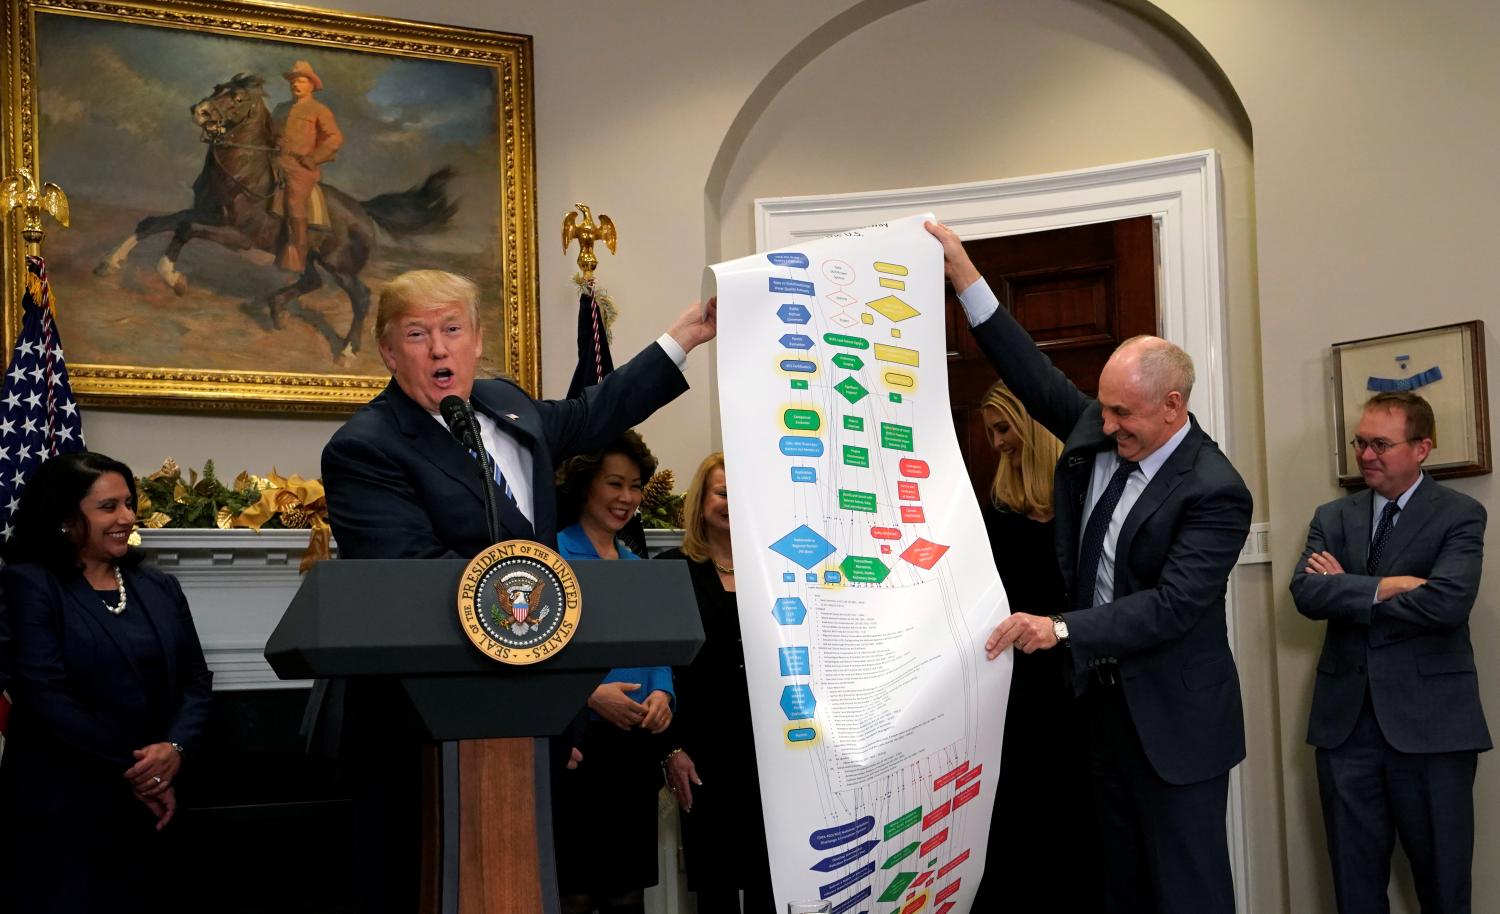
[148,458,182,481]
[1,169,69,253]
[231,468,331,572]
[562,203,616,280]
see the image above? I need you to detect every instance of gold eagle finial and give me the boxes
[562,202,616,280]
[2,169,70,252]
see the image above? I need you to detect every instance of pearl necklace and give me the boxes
[102,566,128,616]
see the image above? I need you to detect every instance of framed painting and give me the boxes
[1,0,538,411]
[1331,320,1490,487]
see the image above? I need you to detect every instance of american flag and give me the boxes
[1,255,85,541]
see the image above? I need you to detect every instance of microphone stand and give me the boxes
[464,405,502,545]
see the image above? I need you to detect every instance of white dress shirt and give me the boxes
[1085,421,1191,606]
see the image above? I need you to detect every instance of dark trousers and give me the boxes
[1085,680,1234,914]
[1316,691,1477,914]
[344,683,424,914]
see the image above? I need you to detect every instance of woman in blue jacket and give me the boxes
[552,430,672,914]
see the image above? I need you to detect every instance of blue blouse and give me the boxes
[555,523,674,706]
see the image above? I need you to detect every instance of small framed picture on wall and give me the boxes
[1331,320,1490,487]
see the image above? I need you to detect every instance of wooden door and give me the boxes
[947,216,1158,503]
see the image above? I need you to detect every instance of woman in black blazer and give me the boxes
[0,452,212,914]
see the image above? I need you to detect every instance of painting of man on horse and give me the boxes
[95,67,456,363]
[34,16,505,376]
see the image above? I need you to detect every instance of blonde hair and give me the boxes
[982,382,1062,516]
[679,451,726,563]
[375,270,480,342]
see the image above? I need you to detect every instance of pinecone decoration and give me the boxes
[279,505,313,529]
[641,469,682,529]
[643,469,674,509]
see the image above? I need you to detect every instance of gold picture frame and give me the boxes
[1331,320,1491,487]
[2,0,538,412]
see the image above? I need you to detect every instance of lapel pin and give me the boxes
[504,413,519,421]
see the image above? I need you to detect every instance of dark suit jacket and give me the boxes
[309,341,688,750]
[972,305,1252,785]
[322,340,689,557]
[0,562,213,815]
[1290,476,1490,754]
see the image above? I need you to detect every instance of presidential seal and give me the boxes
[457,540,582,665]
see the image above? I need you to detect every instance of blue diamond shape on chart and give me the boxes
[769,524,836,569]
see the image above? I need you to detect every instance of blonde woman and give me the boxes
[655,454,774,913]
[972,382,1104,912]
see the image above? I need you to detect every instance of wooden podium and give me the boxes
[265,557,704,914]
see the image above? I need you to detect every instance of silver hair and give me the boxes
[1118,335,1195,404]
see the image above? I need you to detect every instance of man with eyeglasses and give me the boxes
[1291,390,1489,913]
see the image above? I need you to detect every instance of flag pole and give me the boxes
[562,202,619,398]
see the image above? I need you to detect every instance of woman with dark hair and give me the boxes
[551,430,673,914]
[971,382,1103,911]
[0,451,213,914]
[656,452,774,913]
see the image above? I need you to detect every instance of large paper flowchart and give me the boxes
[711,214,1011,914]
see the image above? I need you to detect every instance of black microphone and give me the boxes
[439,396,478,448]
[439,395,500,544]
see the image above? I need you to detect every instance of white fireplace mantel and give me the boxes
[136,528,326,691]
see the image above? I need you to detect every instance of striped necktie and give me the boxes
[469,446,518,508]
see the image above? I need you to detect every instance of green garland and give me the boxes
[135,459,261,529]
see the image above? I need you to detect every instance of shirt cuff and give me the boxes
[957,277,1000,327]
[656,333,688,372]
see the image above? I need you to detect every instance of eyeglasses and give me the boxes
[1350,437,1419,456]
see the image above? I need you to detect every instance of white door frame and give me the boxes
[752,149,1249,914]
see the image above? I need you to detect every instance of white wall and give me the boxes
[1149,1,1500,910]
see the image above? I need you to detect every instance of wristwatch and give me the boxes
[1049,614,1070,646]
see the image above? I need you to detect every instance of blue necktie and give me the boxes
[1073,459,1137,610]
[469,446,518,508]
[1367,501,1400,574]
